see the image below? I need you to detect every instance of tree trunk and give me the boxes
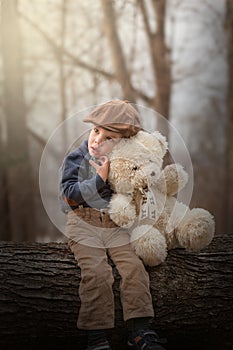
[152,0,171,115]
[0,0,34,241]
[226,0,233,233]
[138,0,171,138]
[0,236,232,350]
[100,0,136,103]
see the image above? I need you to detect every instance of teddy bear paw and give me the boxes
[109,193,136,227]
[176,208,215,251]
[130,225,167,266]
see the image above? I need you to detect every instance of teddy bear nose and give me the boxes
[150,171,156,176]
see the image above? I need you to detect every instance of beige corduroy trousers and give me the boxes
[66,208,154,330]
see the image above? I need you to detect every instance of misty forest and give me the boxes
[0,1,233,349]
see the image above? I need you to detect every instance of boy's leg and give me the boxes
[107,243,154,322]
[69,240,115,330]
[108,244,166,349]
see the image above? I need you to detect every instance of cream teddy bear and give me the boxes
[108,130,215,266]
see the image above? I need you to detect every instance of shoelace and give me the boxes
[87,341,111,350]
[130,330,166,349]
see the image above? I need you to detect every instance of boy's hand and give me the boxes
[89,156,110,182]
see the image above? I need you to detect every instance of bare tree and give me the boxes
[59,0,68,123]
[7,0,228,240]
[225,0,233,233]
[0,0,34,240]
[100,0,171,135]
[138,0,171,134]
[100,0,136,103]
[19,1,171,126]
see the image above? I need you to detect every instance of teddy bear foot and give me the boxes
[109,193,136,227]
[130,225,167,266]
[176,208,215,251]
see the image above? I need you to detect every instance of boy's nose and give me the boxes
[95,136,103,145]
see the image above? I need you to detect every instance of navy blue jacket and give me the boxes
[59,140,113,213]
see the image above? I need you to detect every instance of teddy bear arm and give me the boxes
[156,164,188,196]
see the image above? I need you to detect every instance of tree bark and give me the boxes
[0,236,232,350]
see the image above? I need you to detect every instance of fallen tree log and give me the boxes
[0,236,232,350]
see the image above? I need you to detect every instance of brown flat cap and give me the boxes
[83,100,142,137]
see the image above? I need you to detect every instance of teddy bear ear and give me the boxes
[133,130,168,158]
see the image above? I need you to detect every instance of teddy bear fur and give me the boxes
[108,130,215,266]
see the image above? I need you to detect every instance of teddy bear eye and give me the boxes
[132,165,138,171]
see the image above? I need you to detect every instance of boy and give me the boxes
[60,100,166,350]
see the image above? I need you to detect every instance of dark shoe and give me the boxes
[128,329,166,350]
[86,340,112,350]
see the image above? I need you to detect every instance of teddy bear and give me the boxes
[107,130,215,266]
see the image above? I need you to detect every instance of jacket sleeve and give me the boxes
[60,149,109,206]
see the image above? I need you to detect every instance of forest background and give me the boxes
[0,0,232,242]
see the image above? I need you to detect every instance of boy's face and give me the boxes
[88,126,121,158]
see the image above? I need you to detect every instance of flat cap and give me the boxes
[83,100,142,137]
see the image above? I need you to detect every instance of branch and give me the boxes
[27,126,61,160]
[137,0,153,38]
[19,10,152,107]
[19,11,115,81]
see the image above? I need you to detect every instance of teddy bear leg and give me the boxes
[176,208,215,251]
[130,225,167,266]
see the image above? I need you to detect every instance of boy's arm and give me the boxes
[60,150,110,206]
